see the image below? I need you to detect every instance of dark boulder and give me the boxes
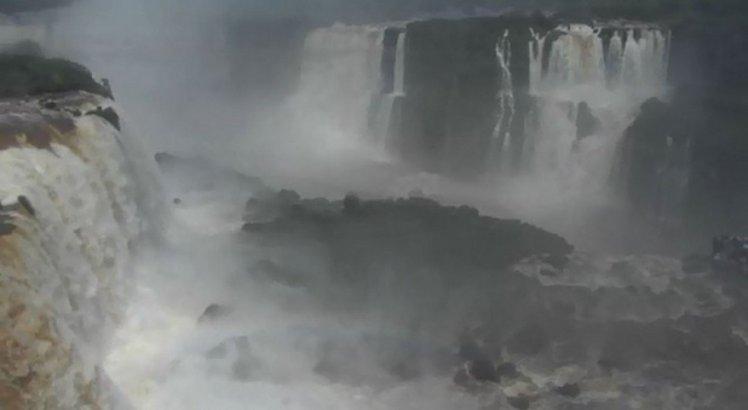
[467,358,498,383]
[86,107,120,130]
[198,304,233,324]
[575,101,599,140]
[17,195,35,217]
[507,395,530,410]
[496,362,520,380]
[0,214,15,236]
[554,383,581,398]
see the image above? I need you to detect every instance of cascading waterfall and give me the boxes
[490,30,515,172]
[393,31,406,96]
[291,24,385,146]
[371,29,406,147]
[521,24,670,193]
[0,94,150,408]
[528,28,548,95]
[545,25,606,89]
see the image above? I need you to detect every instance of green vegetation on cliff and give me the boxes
[0,0,73,14]
[245,193,573,284]
[0,55,111,99]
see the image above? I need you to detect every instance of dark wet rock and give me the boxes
[198,304,233,324]
[614,97,673,216]
[453,367,472,388]
[101,79,113,99]
[0,214,15,236]
[86,107,120,130]
[614,34,748,235]
[539,269,557,277]
[468,359,498,383]
[173,198,182,205]
[496,362,520,380]
[507,324,548,356]
[17,196,35,217]
[575,101,599,140]
[543,253,570,270]
[507,395,530,410]
[554,383,581,398]
[41,100,58,110]
[277,189,301,206]
[342,194,361,216]
[244,195,573,282]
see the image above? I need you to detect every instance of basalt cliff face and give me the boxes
[616,19,748,235]
[0,57,151,409]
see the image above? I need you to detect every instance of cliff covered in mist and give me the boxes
[616,13,748,236]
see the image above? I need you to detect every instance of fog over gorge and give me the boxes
[1,1,747,409]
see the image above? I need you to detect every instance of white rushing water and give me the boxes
[393,31,406,96]
[372,30,407,147]
[291,23,386,145]
[0,96,153,408]
[490,29,515,173]
[516,24,671,208]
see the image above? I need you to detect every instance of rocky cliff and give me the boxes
[616,17,748,236]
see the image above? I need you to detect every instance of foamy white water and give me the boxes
[0,95,151,408]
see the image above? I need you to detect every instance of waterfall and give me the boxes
[521,23,670,194]
[393,31,406,96]
[291,24,386,145]
[545,25,606,89]
[607,30,624,88]
[490,30,515,172]
[528,28,548,95]
[370,30,407,147]
[0,94,151,408]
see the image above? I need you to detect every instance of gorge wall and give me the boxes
[615,18,748,236]
[267,12,745,242]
